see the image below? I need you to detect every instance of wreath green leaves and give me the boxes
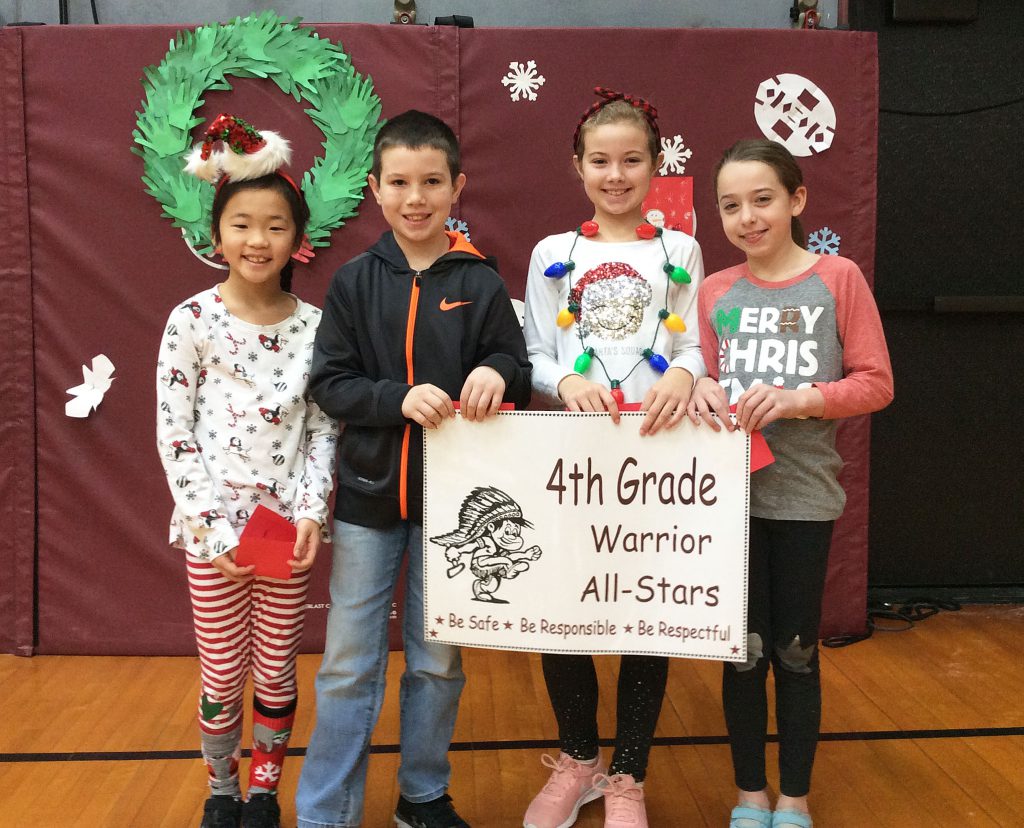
[133,11,382,256]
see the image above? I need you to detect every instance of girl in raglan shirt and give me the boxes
[688,139,893,828]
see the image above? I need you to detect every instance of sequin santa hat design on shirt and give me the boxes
[570,261,653,341]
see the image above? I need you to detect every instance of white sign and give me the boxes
[423,412,748,661]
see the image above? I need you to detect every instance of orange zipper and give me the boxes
[399,274,421,519]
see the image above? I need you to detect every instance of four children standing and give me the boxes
[159,88,891,828]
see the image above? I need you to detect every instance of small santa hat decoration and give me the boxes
[184,113,291,184]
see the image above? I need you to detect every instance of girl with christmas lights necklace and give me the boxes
[521,88,706,828]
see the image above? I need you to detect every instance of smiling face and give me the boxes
[369,145,466,266]
[215,187,298,289]
[715,159,807,266]
[489,519,524,551]
[574,121,659,227]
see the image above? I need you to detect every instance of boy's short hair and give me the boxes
[371,110,461,182]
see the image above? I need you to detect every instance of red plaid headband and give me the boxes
[572,86,661,153]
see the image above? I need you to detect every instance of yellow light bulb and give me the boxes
[663,313,686,333]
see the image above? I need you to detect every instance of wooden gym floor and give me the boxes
[1,604,1022,827]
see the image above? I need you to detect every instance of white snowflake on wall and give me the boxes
[253,762,281,784]
[807,226,841,255]
[659,135,693,176]
[501,60,546,102]
[445,217,470,241]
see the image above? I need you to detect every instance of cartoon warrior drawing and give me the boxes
[430,486,542,604]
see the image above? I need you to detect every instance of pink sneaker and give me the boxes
[598,773,647,828]
[523,752,607,828]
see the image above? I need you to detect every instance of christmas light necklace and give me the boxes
[544,220,692,404]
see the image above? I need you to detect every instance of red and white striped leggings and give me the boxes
[186,555,311,734]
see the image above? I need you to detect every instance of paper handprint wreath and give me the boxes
[133,11,383,261]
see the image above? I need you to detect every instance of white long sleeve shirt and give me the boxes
[524,229,706,405]
[156,286,339,560]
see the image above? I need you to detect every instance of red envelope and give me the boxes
[241,504,297,541]
[236,505,297,579]
[728,405,776,473]
[748,430,775,473]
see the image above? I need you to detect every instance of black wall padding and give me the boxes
[854,0,1024,587]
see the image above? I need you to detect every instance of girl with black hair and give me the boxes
[156,115,337,828]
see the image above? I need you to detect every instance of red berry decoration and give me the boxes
[635,223,656,240]
[610,387,625,405]
[580,220,599,237]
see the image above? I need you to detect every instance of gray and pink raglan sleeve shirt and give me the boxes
[697,255,893,521]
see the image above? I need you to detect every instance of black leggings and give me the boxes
[722,517,834,798]
[541,653,668,781]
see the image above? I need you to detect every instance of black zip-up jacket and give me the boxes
[310,230,532,527]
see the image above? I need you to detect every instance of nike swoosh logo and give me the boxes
[440,298,473,311]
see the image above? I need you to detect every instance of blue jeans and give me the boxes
[296,521,466,828]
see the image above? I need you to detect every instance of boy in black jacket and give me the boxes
[296,111,531,828]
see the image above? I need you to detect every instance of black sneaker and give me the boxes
[394,793,471,828]
[241,793,282,828]
[200,795,242,828]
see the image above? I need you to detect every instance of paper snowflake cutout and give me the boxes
[65,354,116,418]
[754,73,836,157]
[252,761,281,784]
[501,60,546,102]
[445,217,470,241]
[659,135,693,176]
[807,226,842,255]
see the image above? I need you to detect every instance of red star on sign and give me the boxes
[624,624,634,633]
[430,629,438,638]
[435,616,444,625]
[731,646,740,654]
[503,621,513,629]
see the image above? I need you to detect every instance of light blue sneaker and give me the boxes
[772,809,813,828]
[729,805,772,827]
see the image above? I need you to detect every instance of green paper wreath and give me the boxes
[132,11,382,257]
